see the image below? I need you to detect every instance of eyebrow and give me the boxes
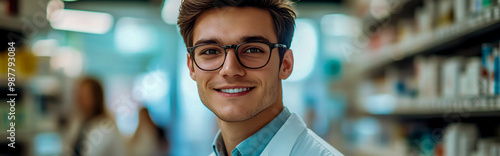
[193,35,271,46]
[239,35,271,43]
[194,38,223,46]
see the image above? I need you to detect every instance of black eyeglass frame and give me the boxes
[187,41,287,71]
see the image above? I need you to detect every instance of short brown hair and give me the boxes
[177,0,296,49]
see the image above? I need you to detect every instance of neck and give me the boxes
[218,101,284,156]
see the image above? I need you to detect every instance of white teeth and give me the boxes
[220,88,251,94]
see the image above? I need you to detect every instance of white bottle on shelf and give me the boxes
[445,124,479,156]
[465,57,482,97]
[455,0,468,23]
[444,124,460,156]
[441,57,463,98]
[476,139,495,156]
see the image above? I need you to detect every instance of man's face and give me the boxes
[188,7,293,122]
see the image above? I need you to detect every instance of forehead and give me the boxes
[192,7,277,45]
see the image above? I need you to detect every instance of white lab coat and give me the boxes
[63,115,126,156]
[210,113,344,156]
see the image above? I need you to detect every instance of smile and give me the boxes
[214,87,255,96]
[220,88,252,94]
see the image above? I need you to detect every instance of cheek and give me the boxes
[262,57,281,79]
[269,52,282,73]
[196,80,208,96]
[196,72,210,87]
[195,73,214,96]
[251,69,279,91]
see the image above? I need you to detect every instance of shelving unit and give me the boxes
[352,5,500,75]
[0,1,49,156]
[346,0,500,155]
[348,1,500,114]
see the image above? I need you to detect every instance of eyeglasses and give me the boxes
[187,41,287,71]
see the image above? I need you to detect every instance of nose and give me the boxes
[219,49,245,78]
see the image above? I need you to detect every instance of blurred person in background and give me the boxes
[178,0,343,155]
[127,107,169,156]
[62,77,126,156]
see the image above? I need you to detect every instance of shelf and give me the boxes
[352,6,500,75]
[363,96,500,117]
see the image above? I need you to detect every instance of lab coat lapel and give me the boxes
[260,113,307,156]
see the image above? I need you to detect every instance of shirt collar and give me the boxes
[212,107,291,156]
[212,130,227,156]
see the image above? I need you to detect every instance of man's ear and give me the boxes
[187,54,196,81]
[279,49,294,80]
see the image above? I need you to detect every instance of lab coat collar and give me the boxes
[260,113,307,156]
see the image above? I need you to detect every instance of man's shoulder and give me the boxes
[290,128,344,156]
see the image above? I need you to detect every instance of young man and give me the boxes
[177,0,343,155]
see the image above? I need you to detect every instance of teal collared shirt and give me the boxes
[212,107,291,156]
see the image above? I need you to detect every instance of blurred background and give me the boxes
[2,0,500,155]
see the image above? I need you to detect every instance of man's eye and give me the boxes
[244,48,264,53]
[202,49,221,55]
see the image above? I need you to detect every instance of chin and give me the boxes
[213,103,260,122]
